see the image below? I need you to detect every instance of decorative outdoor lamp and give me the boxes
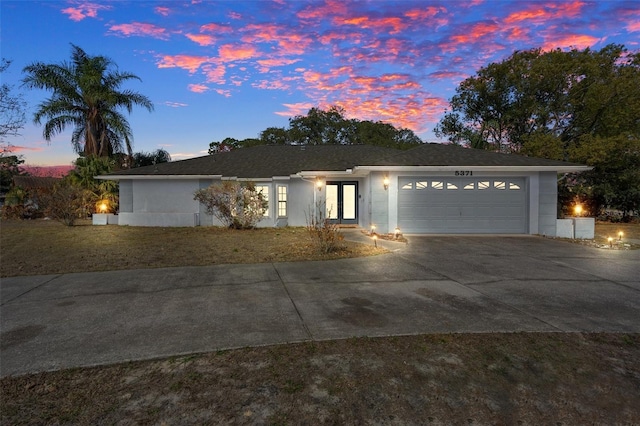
[383,175,390,190]
[316,178,324,191]
[574,204,583,217]
[608,236,613,247]
[97,200,109,213]
[618,231,624,241]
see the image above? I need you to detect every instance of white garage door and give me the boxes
[398,177,527,234]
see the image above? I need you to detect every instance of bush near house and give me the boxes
[194,181,267,229]
[306,201,344,254]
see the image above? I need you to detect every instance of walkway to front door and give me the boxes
[326,181,358,224]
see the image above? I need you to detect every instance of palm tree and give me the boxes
[22,44,153,160]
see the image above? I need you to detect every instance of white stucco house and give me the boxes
[97,143,589,235]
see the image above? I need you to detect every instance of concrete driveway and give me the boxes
[1,234,639,377]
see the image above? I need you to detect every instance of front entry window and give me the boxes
[342,184,356,220]
[325,181,358,224]
[326,184,339,219]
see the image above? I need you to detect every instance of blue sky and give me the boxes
[2,0,638,168]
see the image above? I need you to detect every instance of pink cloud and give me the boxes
[109,22,169,40]
[450,21,500,44]
[339,15,407,35]
[218,44,259,62]
[61,2,110,21]
[505,1,586,24]
[157,54,210,73]
[541,33,601,51]
[201,23,232,33]
[628,21,640,33]
[297,0,348,21]
[257,58,301,73]
[5,145,45,153]
[155,6,170,16]
[188,84,209,93]
[405,6,446,20]
[186,33,215,46]
[252,80,290,90]
[215,89,232,97]
[203,64,226,84]
[275,102,315,117]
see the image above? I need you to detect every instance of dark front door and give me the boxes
[325,181,358,224]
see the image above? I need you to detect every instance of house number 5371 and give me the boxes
[454,171,473,176]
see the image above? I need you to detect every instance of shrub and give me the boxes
[306,202,344,254]
[194,181,267,229]
[40,181,96,226]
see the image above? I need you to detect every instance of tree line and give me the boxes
[208,106,423,153]
[435,44,639,218]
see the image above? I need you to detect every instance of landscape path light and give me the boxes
[608,236,613,247]
[619,231,624,241]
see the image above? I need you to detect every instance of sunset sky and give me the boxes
[2,0,639,168]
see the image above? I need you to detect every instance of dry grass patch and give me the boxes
[2,333,639,424]
[0,219,386,277]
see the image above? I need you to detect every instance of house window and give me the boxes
[402,182,413,189]
[416,181,428,190]
[478,181,490,190]
[463,182,475,190]
[255,185,270,216]
[277,185,287,217]
[447,182,458,190]
[432,181,444,190]
[509,182,521,190]
[494,181,506,190]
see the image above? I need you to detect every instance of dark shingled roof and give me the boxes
[366,143,585,167]
[107,145,400,178]
[105,143,585,179]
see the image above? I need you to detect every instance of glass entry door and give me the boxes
[325,181,358,224]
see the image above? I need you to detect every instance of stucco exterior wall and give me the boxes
[370,171,390,233]
[537,171,558,237]
[117,179,201,227]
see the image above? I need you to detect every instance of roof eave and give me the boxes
[96,174,224,180]
[355,165,592,173]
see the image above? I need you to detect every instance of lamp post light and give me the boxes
[574,204,583,217]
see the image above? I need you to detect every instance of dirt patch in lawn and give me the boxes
[0,219,386,277]
[2,333,639,424]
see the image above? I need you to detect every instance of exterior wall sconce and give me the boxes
[316,178,324,191]
[383,175,390,190]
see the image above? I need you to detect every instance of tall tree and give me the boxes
[22,44,153,159]
[435,44,640,215]
[0,59,27,143]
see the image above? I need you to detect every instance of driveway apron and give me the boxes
[1,235,639,377]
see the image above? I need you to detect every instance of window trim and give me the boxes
[277,184,288,218]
